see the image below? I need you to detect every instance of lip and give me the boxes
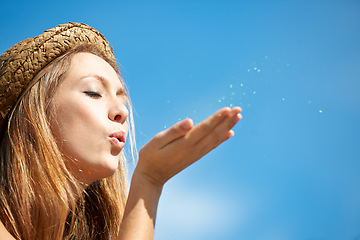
[109,131,126,149]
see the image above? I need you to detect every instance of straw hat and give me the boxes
[0,22,115,134]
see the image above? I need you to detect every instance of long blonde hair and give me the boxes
[0,44,136,239]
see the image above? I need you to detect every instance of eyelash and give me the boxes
[84,91,102,99]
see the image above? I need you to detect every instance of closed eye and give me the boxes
[84,91,102,99]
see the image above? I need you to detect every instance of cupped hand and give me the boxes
[135,107,242,186]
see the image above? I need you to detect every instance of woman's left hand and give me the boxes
[135,106,242,186]
[118,107,242,240]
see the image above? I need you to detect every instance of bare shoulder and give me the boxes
[0,221,15,240]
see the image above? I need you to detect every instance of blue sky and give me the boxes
[1,0,360,239]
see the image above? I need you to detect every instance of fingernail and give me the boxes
[181,119,193,131]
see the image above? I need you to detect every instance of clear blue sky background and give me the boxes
[1,0,360,239]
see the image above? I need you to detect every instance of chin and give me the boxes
[90,161,120,181]
[69,156,121,184]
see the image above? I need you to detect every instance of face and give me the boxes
[50,52,129,184]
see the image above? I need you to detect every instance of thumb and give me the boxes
[152,119,194,148]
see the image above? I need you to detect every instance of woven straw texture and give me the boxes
[0,22,115,133]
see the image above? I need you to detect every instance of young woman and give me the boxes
[0,22,242,239]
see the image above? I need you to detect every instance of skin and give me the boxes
[50,53,129,184]
[0,52,243,239]
[118,106,242,239]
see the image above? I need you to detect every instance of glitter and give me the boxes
[242,92,246,96]
[257,69,261,72]
[253,91,256,94]
[178,118,182,121]
[254,67,257,70]
[229,84,233,88]
[240,83,244,87]
[232,92,236,96]
[222,96,226,100]
[319,110,323,113]
[282,97,285,101]
[164,125,167,129]
[247,69,251,72]
[218,99,222,103]
[230,104,233,107]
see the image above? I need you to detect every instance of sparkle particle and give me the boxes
[229,84,233,88]
[319,110,323,113]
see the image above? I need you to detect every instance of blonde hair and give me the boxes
[0,45,136,239]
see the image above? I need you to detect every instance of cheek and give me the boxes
[50,98,106,155]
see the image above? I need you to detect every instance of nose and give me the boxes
[109,100,129,124]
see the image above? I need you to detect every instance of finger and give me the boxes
[196,110,242,155]
[151,118,194,148]
[161,110,241,170]
[186,107,241,145]
[184,107,231,144]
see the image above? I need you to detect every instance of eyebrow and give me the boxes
[81,74,127,96]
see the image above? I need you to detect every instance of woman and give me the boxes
[0,22,242,239]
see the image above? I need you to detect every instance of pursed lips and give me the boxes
[109,131,126,149]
